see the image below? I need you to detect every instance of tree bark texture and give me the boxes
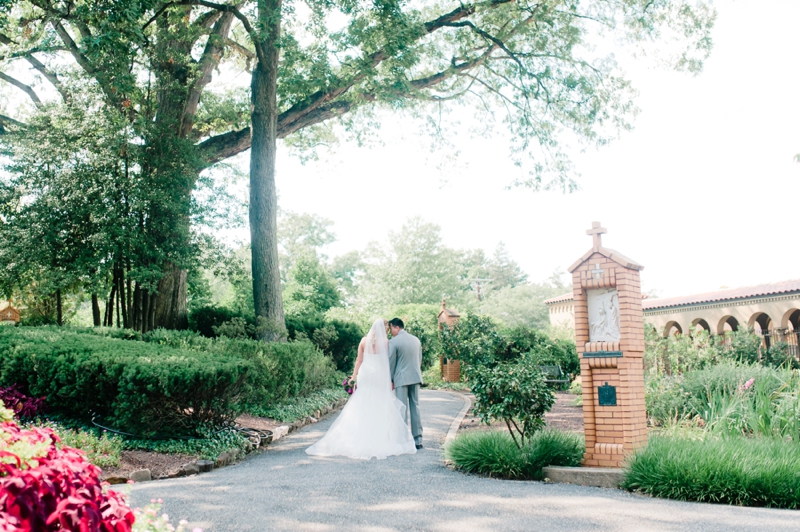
[249,0,286,340]
[91,293,101,326]
[153,264,188,330]
[56,289,62,326]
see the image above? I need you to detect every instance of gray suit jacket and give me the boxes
[389,330,423,387]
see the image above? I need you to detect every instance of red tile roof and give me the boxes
[544,293,574,305]
[642,279,800,310]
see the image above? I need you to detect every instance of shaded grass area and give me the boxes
[622,433,800,509]
[445,429,584,480]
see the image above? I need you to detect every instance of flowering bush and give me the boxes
[132,501,201,532]
[0,385,46,419]
[0,403,134,531]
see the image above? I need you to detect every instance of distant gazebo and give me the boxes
[0,304,20,325]
[438,300,461,382]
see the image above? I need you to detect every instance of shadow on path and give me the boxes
[130,390,799,532]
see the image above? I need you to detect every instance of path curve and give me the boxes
[130,390,799,531]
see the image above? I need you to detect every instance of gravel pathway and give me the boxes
[130,390,799,531]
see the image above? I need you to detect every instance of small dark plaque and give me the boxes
[583,350,623,358]
[598,382,617,406]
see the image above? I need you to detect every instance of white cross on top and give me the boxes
[586,221,607,250]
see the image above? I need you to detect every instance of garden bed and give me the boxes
[459,392,583,434]
[96,393,348,482]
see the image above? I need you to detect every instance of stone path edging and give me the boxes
[125,396,349,483]
[444,391,471,444]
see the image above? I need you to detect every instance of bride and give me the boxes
[306,318,417,459]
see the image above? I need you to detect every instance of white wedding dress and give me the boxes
[306,319,417,460]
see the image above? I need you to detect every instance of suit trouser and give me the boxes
[395,384,423,445]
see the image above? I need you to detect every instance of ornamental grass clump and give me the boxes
[446,430,584,480]
[622,433,800,508]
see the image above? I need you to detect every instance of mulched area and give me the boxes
[101,451,196,481]
[99,413,285,482]
[458,392,583,434]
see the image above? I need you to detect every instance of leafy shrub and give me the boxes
[54,326,341,414]
[468,356,555,448]
[391,304,441,369]
[644,326,774,377]
[503,329,579,378]
[286,314,362,372]
[188,305,248,338]
[0,411,135,531]
[439,313,502,367]
[0,327,251,436]
[132,501,199,532]
[622,434,800,508]
[0,384,46,419]
[446,429,583,480]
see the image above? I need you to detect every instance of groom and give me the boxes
[388,318,424,449]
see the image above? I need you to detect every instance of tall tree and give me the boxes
[0,0,715,334]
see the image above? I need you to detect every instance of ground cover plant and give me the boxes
[446,429,583,480]
[246,387,347,423]
[623,433,800,508]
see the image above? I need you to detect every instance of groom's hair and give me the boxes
[388,318,404,329]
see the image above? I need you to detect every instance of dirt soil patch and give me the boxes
[458,392,583,434]
[100,413,285,481]
[234,413,286,433]
[101,451,196,481]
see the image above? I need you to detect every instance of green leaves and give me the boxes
[467,355,556,447]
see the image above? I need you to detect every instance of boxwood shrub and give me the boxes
[0,327,252,436]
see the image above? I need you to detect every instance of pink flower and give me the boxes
[744,378,755,390]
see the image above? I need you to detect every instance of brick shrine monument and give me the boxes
[568,222,647,467]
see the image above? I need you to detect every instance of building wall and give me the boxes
[548,303,575,329]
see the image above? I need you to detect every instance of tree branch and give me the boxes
[180,10,237,136]
[0,113,27,134]
[0,72,42,106]
[51,20,97,76]
[141,1,267,66]
[25,54,69,102]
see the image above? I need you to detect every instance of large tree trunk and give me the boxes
[153,264,188,330]
[91,293,101,326]
[249,0,286,341]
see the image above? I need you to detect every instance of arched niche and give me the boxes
[748,312,773,333]
[664,321,683,337]
[691,318,711,334]
[781,308,800,330]
[717,315,739,335]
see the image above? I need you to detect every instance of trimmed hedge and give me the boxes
[0,327,251,436]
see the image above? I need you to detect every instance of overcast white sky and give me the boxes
[219,0,797,299]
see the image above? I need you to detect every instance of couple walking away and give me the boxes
[306,318,423,460]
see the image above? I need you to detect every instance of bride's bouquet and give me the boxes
[342,378,356,395]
